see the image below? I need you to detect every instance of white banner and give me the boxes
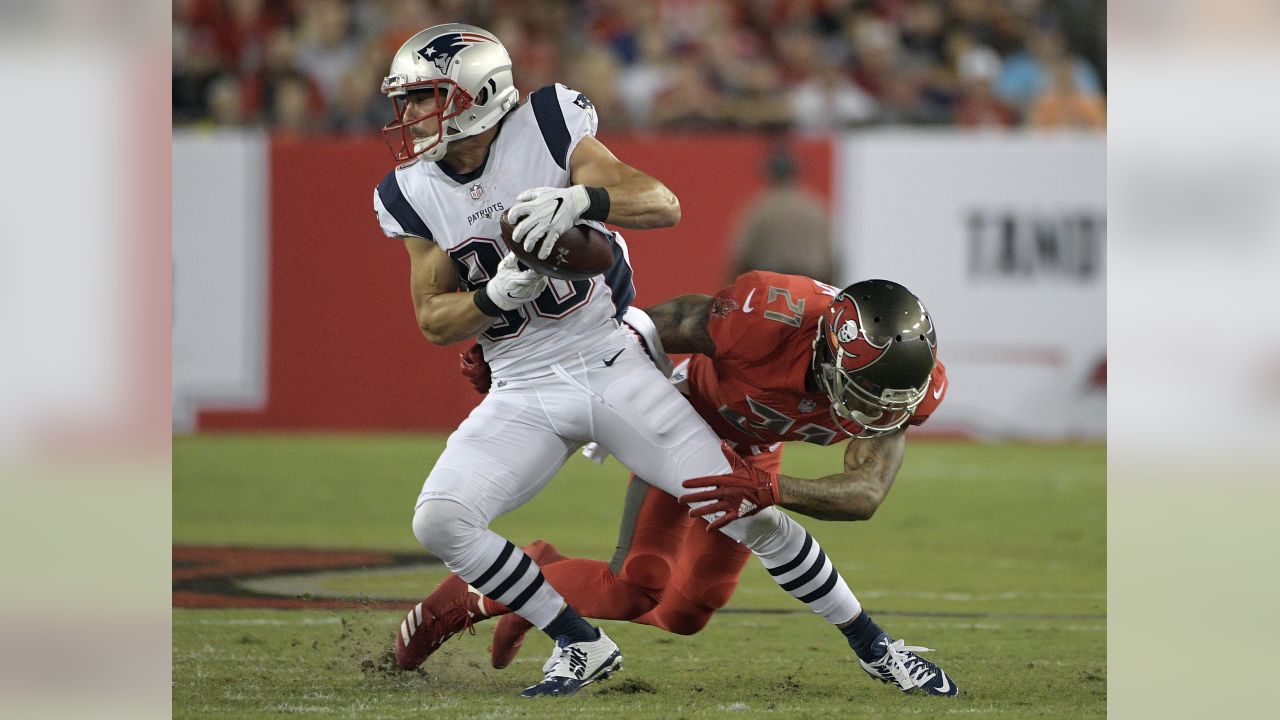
[834,131,1106,440]
[171,131,269,431]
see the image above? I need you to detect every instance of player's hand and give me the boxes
[507,185,590,260]
[459,343,491,394]
[485,252,548,311]
[679,441,781,532]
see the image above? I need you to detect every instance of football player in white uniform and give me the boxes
[374,24,925,698]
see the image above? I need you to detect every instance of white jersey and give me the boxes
[373,83,636,377]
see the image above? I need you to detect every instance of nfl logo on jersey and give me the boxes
[469,183,485,201]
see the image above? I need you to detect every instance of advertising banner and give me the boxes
[835,131,1106,439]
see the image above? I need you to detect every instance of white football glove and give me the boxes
[507,185,591,260]
[485,252,549,311]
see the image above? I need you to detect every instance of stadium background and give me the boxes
[173,0,1106,440]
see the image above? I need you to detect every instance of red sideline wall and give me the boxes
[200,134,832,431]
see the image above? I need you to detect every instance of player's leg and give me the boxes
[588,353,956,695]
[705,459,958,696]
[394,391,571,669]
[585,352,844,621]
[490,471,722,634]
[402,541,565,669]
[489,476,683,621]
[397,388,620,696]
[490,476,696,668]
[629,521,748,635]
[632,447,780,634]
[587,356,860,624]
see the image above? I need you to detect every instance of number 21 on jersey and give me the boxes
[761,281,838,327]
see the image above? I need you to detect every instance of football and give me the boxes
[499,212,614,281]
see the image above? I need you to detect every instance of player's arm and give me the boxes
[567,135,681,229]
[508,86,679,257]
[777,430,908,521]
[682,430,908,531]
[644,294,717,357]
[404,236,490,346]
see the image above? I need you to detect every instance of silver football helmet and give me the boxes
[380,23,519,162]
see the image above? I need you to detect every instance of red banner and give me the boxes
[200,134,831,431]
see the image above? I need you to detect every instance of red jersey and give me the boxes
[681,271,947,447]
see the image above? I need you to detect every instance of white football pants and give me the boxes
[413,322,859,629]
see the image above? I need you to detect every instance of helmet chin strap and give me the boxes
[418,137,449,161]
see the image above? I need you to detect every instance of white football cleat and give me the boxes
[519,629,622,698]
[859,634,958,696]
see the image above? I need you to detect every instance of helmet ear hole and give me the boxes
[475,78,499,105]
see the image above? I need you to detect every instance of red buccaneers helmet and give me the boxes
[813,280,937,437]
[380,24,519,162]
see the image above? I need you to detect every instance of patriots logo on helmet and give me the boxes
[418,32,494,75]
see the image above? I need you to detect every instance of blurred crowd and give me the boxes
[173,0,1106,136]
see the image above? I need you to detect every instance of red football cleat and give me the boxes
[393,572,485,669]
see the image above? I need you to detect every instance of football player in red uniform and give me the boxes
[404,272,956,695]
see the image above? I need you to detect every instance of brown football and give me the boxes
[500,212,614,281]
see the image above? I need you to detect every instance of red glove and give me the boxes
[680,441,780,531]
[459,343,491,394]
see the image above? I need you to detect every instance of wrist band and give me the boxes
[472,284,505,317]
[582,186,611,222]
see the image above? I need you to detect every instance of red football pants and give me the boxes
[489,447,782,634]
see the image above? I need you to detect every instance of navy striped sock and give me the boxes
[841,611,886,661]
[543,606,599,644]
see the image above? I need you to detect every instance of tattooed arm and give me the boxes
[777,429,908,521]
[644,294,717,357]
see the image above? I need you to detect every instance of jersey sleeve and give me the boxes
[373,169,434,240]
[528,83,599,171]
[909,359,947,426]
[707,271,817,365]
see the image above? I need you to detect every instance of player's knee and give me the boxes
[694,580,738,612]
[658,607,714,635]
[412,499,481,559]
[522,539,565,564]
[658,578,735,635]
[619,553,673,595]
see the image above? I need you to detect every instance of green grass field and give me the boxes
[173,434,1105,718]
